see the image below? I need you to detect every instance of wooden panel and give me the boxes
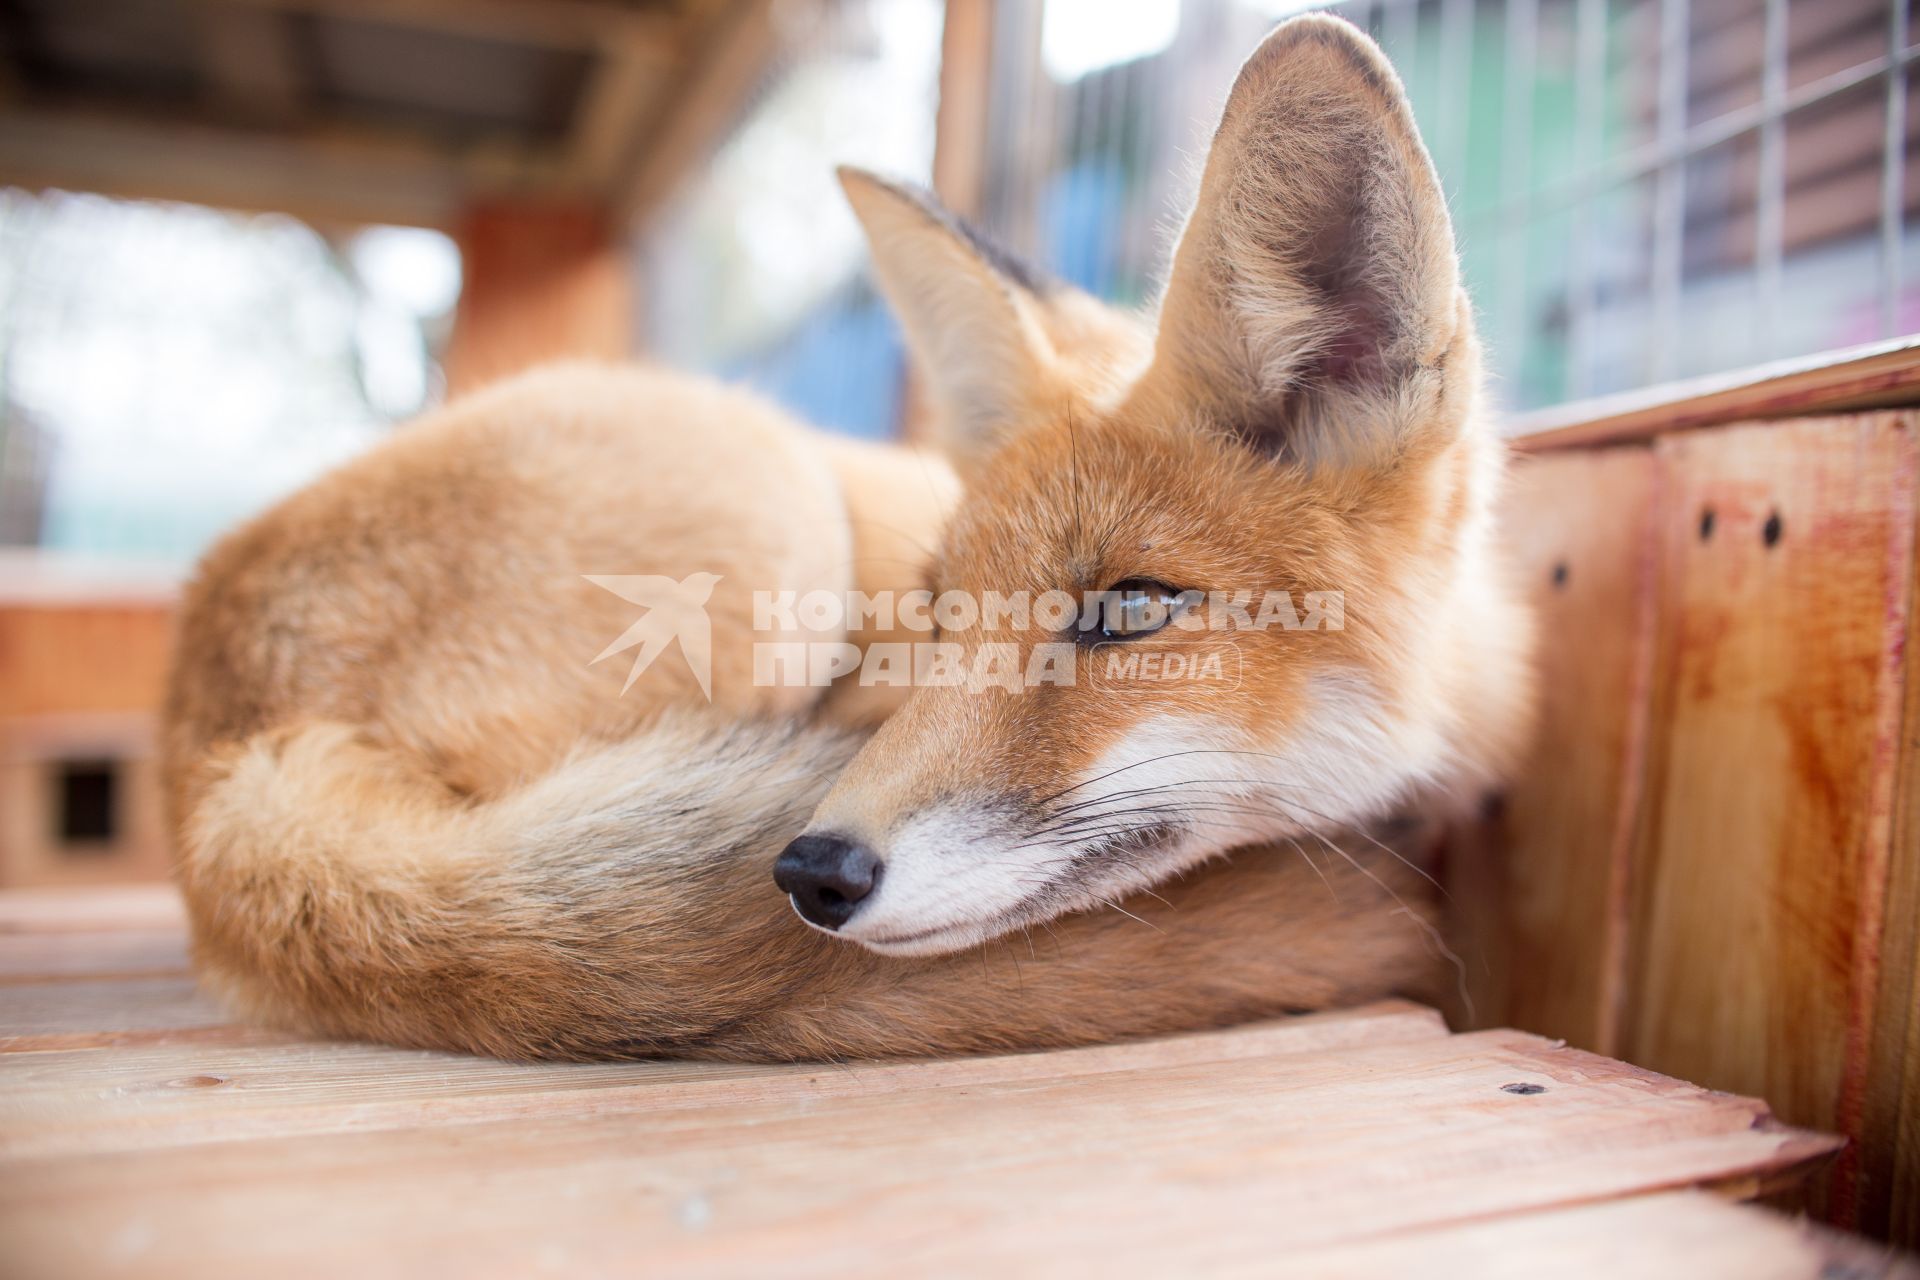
[1624,415,1917,1203]
[218,0,678,53]
[1865,874,1920,1245]
[0,721,172,889]
[1512,336,1920,450]
[1289,1191,1920,1280]
[0,605,173,719]
[0,1027,1838,1278]
[1861,456,1920,1248]
[0,884,186,934]
[0,886,1856,1274]
[0,978,256,1052]
[1454,448,1659,1051]
[0,107,506,231]
[0,929,189,983]
[0,1003,1447,1160]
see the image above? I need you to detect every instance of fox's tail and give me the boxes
[174,712,864,1059]
[177,714,1445,1063]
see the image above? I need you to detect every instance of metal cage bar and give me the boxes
[1649,0,1690,384]
[1497,0,1539,390]
[953,0,1917,417]
[1884,0,1910,338]
[1567,0,1607,401]
[1756,0,1787,359]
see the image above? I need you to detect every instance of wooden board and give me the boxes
[0,929,190,982]
[0,604,173,720]
[0,1027,1839,1277]
[1452,447,1659,1052]
[0,886,1858,1278]
[1512,336,1920,451]
[1623,415,1918,1205]
[1861,427,1920,1244]
[0,977,272,1054]
[0,1002,1448,1160]
[1289,1191,1919,1280]
[0,884,185,934]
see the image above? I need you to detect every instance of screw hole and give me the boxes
[1763,510,1783,548]
[1699,508,1716,542]
[1550,562,1569,589]
[1501,1082,1546,1096]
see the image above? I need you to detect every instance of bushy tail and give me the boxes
[175,712,863,1059]
[178,715,1445,1063]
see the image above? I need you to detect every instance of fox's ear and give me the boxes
[1133,15,1468,468]
[839,167,1054,458]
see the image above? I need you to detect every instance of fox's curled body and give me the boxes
[164,17,1534,1061]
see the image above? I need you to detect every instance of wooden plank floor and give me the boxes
[0,886,1906,1279]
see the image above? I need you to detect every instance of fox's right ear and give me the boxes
[1131,15,1469,470]
[839,167,1054,460]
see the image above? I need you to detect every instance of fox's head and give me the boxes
[775,15,1533,955]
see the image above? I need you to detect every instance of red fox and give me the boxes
[163,16,1533,1060]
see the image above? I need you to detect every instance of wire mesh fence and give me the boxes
[649,0,1919,434]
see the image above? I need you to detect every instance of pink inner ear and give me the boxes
[1279,164,1402,399]
[1241,239,1398,455]
[1224,292,1393,460]
[1307,297,1391,393]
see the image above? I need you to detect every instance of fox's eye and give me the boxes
[1086,579,1184,641]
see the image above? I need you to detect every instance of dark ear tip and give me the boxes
[839,166,1055,299]
[837,167,947,226]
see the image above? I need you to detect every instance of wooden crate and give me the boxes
[1446,339,1920,1247]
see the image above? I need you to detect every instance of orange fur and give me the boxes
[163,16,1532,1061]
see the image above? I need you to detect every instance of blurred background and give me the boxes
[0,0,1913,886]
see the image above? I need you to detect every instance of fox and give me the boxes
[162,15,1533,1061]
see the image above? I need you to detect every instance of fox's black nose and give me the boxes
[774,833,881,930]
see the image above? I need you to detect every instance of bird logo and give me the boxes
[584,572,722,700]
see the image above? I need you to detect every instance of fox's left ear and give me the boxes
[1132,15,1470,468]
[839,167,1057,459]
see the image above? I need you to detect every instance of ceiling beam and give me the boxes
[0,107,570,229]
[206,0,679,55]
[618,0,781,224]
[0,0,774,226]
[566,46,669,193]
[194,3,308,121]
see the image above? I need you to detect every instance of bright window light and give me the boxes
[1239,0,1341,17]
[350,226,461,320]
[1042,0,1180,83]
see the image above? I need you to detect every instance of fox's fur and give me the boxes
[163,16,1533,1061]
